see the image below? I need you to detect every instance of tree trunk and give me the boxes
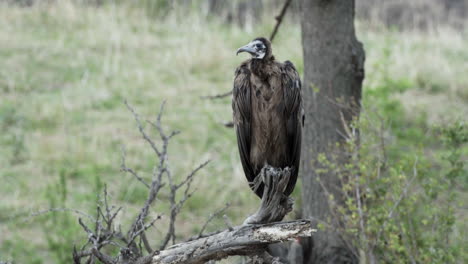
[299,0,365,263]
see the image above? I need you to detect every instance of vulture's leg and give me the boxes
[243,166,294,224]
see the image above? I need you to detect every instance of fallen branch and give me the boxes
[151,220,315,264]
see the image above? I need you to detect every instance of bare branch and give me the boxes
[91,248,115,264]
[269,0,293,42]
[141,232,154,255]
[147,100,181,142]
[71,101,314,264]
[223,121,234,128]
[128,216,161,246]
[73,247,92,263]
[126,102,172,251]
[176,160,211,190]
[200,90,232,100]
[78,218,95,240]
[198,203,231,238]
[223,214,234,231]
[121,146,150,189]
[151,220,315,264]
[373,158,418,247]
[125,100,161,157]
[160,160,210,250]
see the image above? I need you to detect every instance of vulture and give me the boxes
[233,37,303,198]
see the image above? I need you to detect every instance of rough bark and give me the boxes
[299,0,365,263]
[151,220,315,264]
[244,166,294,225]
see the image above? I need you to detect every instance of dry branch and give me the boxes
[197,203,231,238]
[200,90,232,100]
[71,102,211,264]
[269,0,292,42]
[151,220,315,264]
[200,90,234,128]
[222,121,234,128]
[68,101,313,264]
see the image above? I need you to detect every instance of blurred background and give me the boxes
[0,0,466,263]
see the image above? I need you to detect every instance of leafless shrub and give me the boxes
[69,101,210,264]
[69,101,314,264]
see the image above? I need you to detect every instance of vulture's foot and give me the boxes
[244,166,294,225]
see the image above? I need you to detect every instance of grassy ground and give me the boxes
[0,2,466,263]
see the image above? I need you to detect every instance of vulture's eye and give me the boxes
[256,44,262,49]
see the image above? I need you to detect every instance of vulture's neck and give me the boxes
[250,57,274,81]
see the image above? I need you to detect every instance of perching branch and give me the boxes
[151,220,315,264]
[269,0,292,42]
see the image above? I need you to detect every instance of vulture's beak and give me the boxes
[236,42,256,56]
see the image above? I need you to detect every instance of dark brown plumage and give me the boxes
[233,37,303,198]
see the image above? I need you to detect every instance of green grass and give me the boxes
[0,2,467,263]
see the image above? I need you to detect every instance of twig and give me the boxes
[160,160,209,250]
[121,145,150,189]
[147,101,181,143]
[269,0,293,42]
[354,171,368,254]
[198,203,231,238]
[125,100,162,157]
[72,185,127,263]
[200,90,232,100]
[176,160,211,189]
[223,121,234,128]
[126,102,176,252]
[91,248,115,264]
[141,232,154,255]
[73,247,92,262]
[223,214,234,231]
[128,216,161,246]
[371,158,419,252]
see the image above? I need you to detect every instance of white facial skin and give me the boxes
[237,40,267,59]
[251,40,266,59]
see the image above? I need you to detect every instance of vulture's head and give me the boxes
[236,37,272,60]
